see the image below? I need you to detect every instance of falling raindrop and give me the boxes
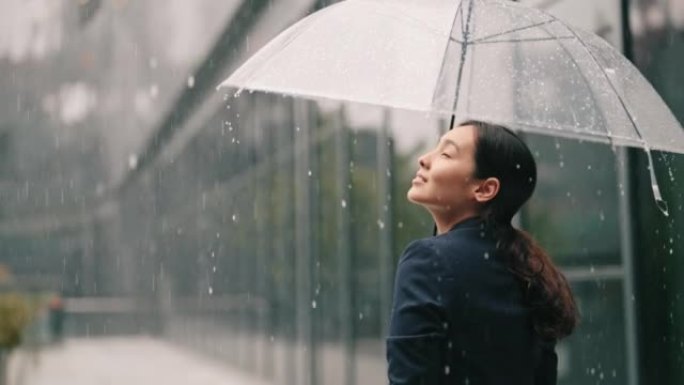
[212,266,217,272]
[559,161,565,168]
[208,287,213,295]
[128,154,138,169]
[444,366,450,375]
[311,300,317,309]
[308,170,312,177]
[340,199,347,208]
[232,214,238,222]
[515,163,520,169]
[377,220,385,229]
[187,76,195,88]
[484,252,490,260]
[358,312,364,320]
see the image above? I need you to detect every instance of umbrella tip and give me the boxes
[654,193,670,217]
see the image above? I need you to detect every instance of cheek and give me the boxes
[432,165,469,190]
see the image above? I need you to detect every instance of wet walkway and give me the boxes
[7,337,271,385]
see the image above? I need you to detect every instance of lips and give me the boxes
[414,172,427,182]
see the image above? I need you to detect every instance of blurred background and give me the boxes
[0,0,682,384]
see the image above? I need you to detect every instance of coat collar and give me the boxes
[447,215,484,233]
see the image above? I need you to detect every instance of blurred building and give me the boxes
[0,0,682,384]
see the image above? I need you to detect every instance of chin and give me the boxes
[406,189,425,205]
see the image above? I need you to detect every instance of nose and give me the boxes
[418,152,429,169]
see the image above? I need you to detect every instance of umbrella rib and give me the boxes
[430,0,463,109]
[545,15,642,141]
[450,0,476,115]
[469,18,556,44]
[534,22,611,139]
[545,13,670,215]
[467,36,575,45]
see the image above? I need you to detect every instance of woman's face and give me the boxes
[407,124,481,213]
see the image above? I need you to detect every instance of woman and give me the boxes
[386,120,579,385]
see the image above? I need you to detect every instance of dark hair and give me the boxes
[462,120,580,341]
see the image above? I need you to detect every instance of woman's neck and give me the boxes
[430,209,480,235]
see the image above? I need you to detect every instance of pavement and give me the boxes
[6,336,272,385]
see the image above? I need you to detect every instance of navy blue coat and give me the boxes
[386,216,557,385]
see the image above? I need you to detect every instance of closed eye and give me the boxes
[440,152,451,158]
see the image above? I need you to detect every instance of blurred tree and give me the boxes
[0,292,33,385]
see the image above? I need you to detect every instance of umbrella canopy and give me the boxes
[219,0,684,214]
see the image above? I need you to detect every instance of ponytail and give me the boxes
[491,222,579,341]
[459,119,580,341]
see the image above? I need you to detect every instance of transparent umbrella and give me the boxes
[218,0,684,215]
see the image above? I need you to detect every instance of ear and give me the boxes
[474,177,500,203]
